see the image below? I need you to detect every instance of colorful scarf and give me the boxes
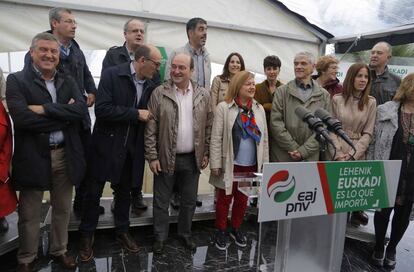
[235,96,262,143]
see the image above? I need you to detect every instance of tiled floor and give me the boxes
[1,214,413,271]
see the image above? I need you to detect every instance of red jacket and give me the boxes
[0,102,17,217]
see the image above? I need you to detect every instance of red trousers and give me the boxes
[215,164,256,231]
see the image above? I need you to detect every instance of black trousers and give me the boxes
[374,201,413,253]
[79,154,133,236]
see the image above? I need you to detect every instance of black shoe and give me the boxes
[179,236,196,251]
[111,199,115,213]
[371,249,384,267]
[98,205,105,215]
[0,217,9,233]
[116,232,139,253]
[230,229,247,247]
[170,193,180,210]
[214,230,228,250]
[350,211,369,227]
[196,199,202,207]
[131,194,147,210]
[153,240,164,254]
[384,250,396,269]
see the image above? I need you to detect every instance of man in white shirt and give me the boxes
[145,53,212,254]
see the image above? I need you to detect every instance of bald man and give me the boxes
[369,42,401,105]
[78,44,162,261]
[101,18,161,211]
[145,52,212,253]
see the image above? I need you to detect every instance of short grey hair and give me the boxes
[49,7,72,29]
[294,51,316,65]
[123,18,145,33]
[30,32,59,49]
[374,41,393,56]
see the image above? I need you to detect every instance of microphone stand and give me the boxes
[314,129,337,160]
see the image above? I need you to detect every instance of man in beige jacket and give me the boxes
[145,52,213,254]
[270,51,331,162]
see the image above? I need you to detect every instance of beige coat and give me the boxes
[330,94,377,160]
[209,100,269,195]
[145,80,213,175]
[270,80,331,162]
[211,75,229,112]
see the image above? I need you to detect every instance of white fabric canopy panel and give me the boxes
[0,0,327,79]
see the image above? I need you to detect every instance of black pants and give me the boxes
[79,154,133,236]
[374,201,413,253]
[73,128,92,210]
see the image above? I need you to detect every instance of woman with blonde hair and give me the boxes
[329,62,376,226]
[369,73,414,269]
[210,71,268,250]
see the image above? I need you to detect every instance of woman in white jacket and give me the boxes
[209,71,269,250]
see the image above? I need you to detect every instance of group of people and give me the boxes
[0,6,412,272]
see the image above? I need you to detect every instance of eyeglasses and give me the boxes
[62,19,77,25]
[145,58,165,68]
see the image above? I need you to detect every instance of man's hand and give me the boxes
[211,168,221,177]
[150,160,162,175]
[138,109,151,122]
[86,93,95,107]
[201,155,209,169]
[288,150,303,161]
[28,105,45,115]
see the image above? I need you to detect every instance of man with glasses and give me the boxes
[100,18,161,211]
[78,45,162,261]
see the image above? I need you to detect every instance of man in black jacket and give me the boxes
[23,7,102,215]
[78,44,162,262]
[100,18,161,211]
[7,32,87,272]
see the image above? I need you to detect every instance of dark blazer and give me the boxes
[6,67,87,190]
[24,32,97,130]
[90,62,158,184]
[101,43,161,85]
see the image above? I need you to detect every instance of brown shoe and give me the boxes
[79,234,94,262]
[116,232,139,253]
[52,253,77,269]
[17,262,34,272]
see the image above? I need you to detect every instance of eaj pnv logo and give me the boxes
[267,170,295,203]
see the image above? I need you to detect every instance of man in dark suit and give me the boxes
[100,18,161,211]
[7,32,87,272]
[78,44,162,262]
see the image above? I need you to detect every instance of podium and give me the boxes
[256,160,401,272]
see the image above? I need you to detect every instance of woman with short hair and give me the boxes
[314,55,343,97]
[210,71,268,250]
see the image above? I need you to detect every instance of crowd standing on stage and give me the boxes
[0,6,412,272]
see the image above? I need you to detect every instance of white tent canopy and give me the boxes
[0,0,330,81]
